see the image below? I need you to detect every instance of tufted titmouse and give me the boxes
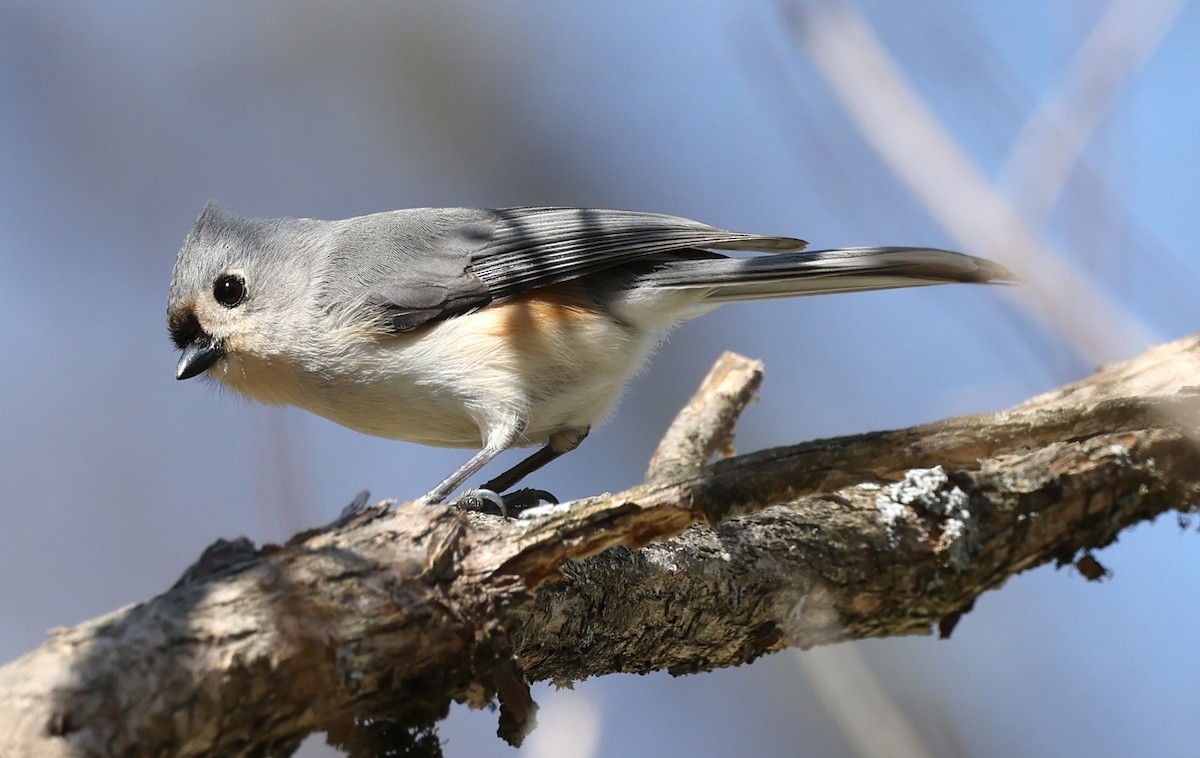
[168,205,1009,507]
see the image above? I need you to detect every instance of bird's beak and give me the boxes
[176,337,226,380]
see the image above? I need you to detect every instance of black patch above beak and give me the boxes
[176,337,226,380]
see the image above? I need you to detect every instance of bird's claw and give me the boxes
[451,487,558,517]
[501,487,558,513]
[451,488,509,516]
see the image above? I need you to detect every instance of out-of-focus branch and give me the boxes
[780,0,1161,363]
[998,0,1188,223]
[2,338,1199,756]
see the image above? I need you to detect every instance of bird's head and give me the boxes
[167,204,314,387]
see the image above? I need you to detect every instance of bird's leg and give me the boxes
[416,421,525,506]
[482,426,590,493]
[472,427,590,514]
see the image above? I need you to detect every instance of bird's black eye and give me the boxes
[213,274,246,307]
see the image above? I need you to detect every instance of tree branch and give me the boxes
[646,350,763,483]
[3,335,1199,757]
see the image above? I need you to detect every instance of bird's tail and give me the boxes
[637,246,1012,303]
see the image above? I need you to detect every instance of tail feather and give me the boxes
[638,247,1012,303]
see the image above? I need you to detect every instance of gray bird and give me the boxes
[168,205,1009,509]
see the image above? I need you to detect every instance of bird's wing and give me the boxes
[347,207,806,332]
[468,207,805,300]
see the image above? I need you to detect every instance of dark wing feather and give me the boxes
[468,207,806,301]
[353,207,806,332]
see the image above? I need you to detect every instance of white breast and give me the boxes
[218,293,668,449]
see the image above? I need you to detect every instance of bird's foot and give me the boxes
[451,487,558,517]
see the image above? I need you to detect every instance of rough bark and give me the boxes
[2,335,1199,757]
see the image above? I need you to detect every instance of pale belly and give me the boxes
[213,294,665,449]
